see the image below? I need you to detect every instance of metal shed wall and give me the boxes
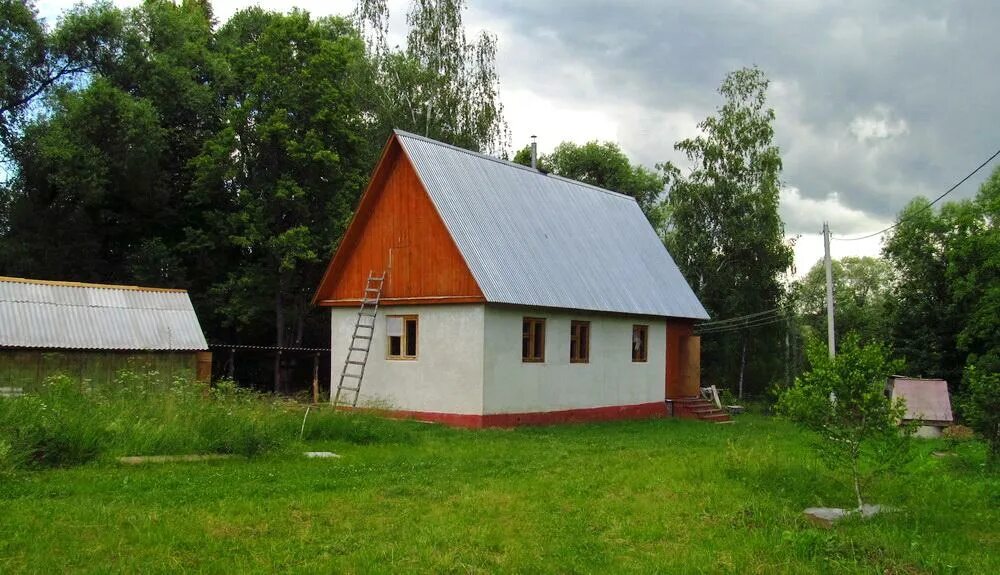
[0,278,208,351]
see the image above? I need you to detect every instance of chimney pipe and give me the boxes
[530,135,537,169]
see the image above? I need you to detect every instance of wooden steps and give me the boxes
[668,397,732,423]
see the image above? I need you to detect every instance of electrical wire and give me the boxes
[832,146,1000,242]
[695,314,790,335]
[695,307,781,327]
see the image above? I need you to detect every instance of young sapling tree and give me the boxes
[777,336,915,510]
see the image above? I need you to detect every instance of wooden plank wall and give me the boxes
[665,320,696,399]
[318,143,483,305]
[0,350,199,392]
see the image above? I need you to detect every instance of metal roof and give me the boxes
[395,130,709,319]
[0,277,208,351]
[888,377,953,424]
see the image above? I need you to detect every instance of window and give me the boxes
[522,317,545,362]
[387,315,418,359]
[632,325,648,362]
[570,320,590,363]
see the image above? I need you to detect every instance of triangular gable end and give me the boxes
[313,135,485,306]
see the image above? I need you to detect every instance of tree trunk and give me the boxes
[738,335,747,399]
[294,293,305,347]
[274,286,284,394]
[784,315,791,388]
[851,443,864,510]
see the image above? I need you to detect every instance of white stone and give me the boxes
[304,452,340,458]
[804,504,889,527]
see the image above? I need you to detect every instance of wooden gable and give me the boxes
[313,137,484,307]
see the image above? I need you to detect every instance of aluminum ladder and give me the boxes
[333,271,385,408]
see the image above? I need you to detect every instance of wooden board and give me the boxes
[665,319,695,399]
[314,138,484,306]
[681,335,701,397]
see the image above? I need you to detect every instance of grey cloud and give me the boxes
[477,0,1000,234]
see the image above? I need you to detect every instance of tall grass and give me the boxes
[0,372,413,470]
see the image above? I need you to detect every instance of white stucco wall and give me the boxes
[330,304,485,414]
[482,306,668,414]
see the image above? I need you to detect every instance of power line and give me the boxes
[696,317,787,336]
[696,307,780,327]
[833,146,1000,242]
[695,314,790,335]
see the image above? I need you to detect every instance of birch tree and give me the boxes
[663,67,793,396]
[354,0,509,154]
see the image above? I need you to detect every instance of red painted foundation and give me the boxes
[369,401,668,429]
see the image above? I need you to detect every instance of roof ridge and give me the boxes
[392,129,640,202]
[0,276,188,293]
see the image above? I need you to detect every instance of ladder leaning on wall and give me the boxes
[332,271,385,408]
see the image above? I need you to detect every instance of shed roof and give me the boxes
[0,276,208,351]
[888,376,953,424]
[394,130,709,319]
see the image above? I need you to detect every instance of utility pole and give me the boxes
[823,221,836,358]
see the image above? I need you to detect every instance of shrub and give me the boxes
[776,336,914,509]
[961,365,1000,469]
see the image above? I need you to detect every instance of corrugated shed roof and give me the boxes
[889,377,953,423]
[395,130,709,319]
[0,277,208,351]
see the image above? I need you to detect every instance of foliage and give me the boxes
[354,0,509,154]
[961,365,1000,468]
[1,0,224,285]
[190,9,372,390]
[0,0,122,143]
[883,165,1000,389]
[0,1,512,391]
[0,372,414,470]
[792,256,895,346]
[2,78,169,281]
[777,336,912,508]
[512,140,670,231]
[663,67,794,395]
[0,416,996,573]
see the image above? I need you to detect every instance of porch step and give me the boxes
[668,397,732,423]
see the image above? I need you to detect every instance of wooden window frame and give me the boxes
[386,315,418,360]
[522,317,546,363]
[570,320,590,364]
[632,324,648,363]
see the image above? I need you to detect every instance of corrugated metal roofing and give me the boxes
[0,277,208,351]
[395,130,709,319]
[889,377,953,423]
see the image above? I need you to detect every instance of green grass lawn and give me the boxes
[1,414,996,574]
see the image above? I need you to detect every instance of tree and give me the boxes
[1,0,223,288]
[0,0,122,144]
[777,336,913,509]
[792,256,895,346]
[961,366,1000,469]
[882,165,1000,389]
[512,140,669,231]
[354,0,509,154]
[193,9,370,391]
[663,67,794,395]
[1,78,169,282]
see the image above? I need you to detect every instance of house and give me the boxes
[313,130,711,427]
[0,276,210,393]
[886,376,954,438]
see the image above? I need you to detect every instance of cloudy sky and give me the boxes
[37,0,1000,274]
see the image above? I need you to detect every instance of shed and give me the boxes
[886,376,954,438]
[314,130,711,427]
[0,276,210,393]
